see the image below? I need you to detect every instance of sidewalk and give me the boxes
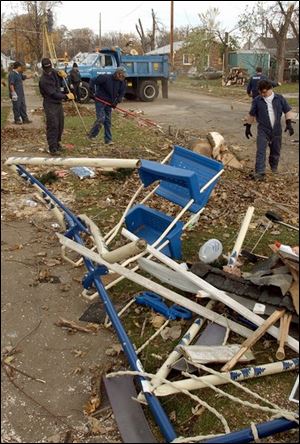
[1,78,121,443]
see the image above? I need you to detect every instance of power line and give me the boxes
[120,2,146,19]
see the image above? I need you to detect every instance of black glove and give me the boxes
[284,119,294,136]
[244,123,253,139]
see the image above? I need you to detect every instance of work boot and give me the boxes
[14,121,22,125]
[105,141,114,145]
[48,148,60,156]
[248,172,265,181]
[23,119,32,124]
[271,169,279,175]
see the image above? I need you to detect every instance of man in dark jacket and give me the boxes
[8,61,32,124]
[244,79,294,180]
[247,66,281,99]
[88,67,127,144]
[69,62,82,102]
[39,58,74,154]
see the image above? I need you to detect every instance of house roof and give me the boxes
[146,41,185,55]
[254,37,299,51]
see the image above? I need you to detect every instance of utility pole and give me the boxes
[99,12,102,49]
[42,2,47,57]
[170,0,174,71]
[224,31,229,74]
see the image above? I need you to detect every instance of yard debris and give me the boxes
[190,131,244,169]
[160,325,182,341]
[70,166,96,179]
[55,318,99,334]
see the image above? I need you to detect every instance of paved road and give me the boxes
[120,86,299,171]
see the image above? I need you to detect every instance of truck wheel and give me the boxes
[79,81,91,104]
[138,80,159,102]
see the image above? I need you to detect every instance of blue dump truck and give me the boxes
[68,47,169,103]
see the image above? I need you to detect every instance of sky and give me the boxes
[2,1,254,36]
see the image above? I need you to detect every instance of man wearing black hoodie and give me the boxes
[39,58,74,154]
[69,62,82,103]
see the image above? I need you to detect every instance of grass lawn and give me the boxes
[1,85,10,129]
[172,75,299,105]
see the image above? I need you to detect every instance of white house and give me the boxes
[1,52,15,71]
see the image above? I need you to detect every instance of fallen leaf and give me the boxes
[160,325,182,341]
[151,314,166,329]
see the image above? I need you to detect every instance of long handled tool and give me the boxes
[265,211,299,231]
[93,96,163,131]
[61,76,89,134]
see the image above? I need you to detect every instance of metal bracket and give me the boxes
[82,265,109,290]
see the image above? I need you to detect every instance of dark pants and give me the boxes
[255,126,282,174]
[12,97,29,123]
[73,82,81,102]
[43,101,64,152]
[88,101,112,143]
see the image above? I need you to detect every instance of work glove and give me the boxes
[11,91,18,101]
[57,70,68,78]
[66,92,75,101]
[284,119,294,136]
[244,123,253,139]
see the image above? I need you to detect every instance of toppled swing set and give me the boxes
[5,144,299,443]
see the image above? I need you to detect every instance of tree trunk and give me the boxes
[268,3,295,83]
[276,39,286,82]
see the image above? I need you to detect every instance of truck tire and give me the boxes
[79,81,91,104]
[138,80,159,102]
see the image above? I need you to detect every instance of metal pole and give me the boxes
[224,31,229,74]
[170,1,174,71]
[62,77,88,133]
[99,13,102,49]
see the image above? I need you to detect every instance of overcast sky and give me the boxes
[2,1,253,36]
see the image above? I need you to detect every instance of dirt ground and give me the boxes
[1,79,299,443]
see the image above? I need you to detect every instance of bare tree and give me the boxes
[136,18,149,53]
[238,1,297,81]
[267,1,297,80]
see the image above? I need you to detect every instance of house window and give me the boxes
[183,54,193,65]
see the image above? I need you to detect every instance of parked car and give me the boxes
[188,66,223,80]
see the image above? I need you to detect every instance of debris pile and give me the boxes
[3,136,299,443]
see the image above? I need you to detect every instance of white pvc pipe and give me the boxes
[5,157,139,169]
[227,206,255,267]
[200,169,224,193]
[154,359,299,396]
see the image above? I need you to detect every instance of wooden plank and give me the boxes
[276,313,292,360]
[138,257,200,293]
[57,234,253,338]
[122,228,299,353]
[180,344,255,364]
[221,309,285,372]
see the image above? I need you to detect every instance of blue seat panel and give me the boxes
[156,145,223,213]
[125,204,184,259]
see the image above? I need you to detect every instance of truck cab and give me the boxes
[70,47,169,103]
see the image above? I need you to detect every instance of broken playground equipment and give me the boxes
[5,145,299,443]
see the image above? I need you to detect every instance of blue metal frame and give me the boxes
[202,418,298,443]
[13,165,299,443]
